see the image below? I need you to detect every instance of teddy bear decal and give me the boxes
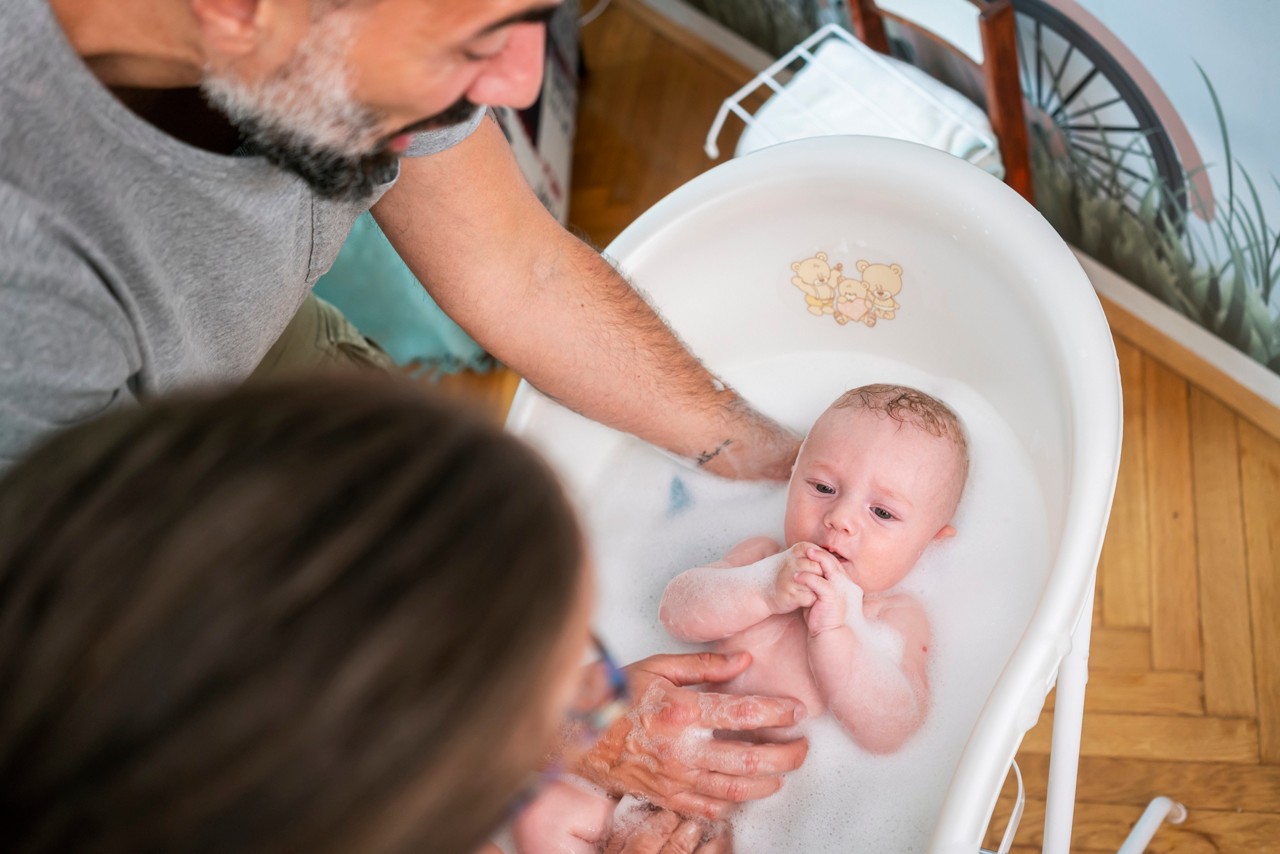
[790,251,903,327]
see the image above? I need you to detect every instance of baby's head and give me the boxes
[784,384,969,593]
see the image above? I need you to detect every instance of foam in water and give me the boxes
[582,353,1049,852]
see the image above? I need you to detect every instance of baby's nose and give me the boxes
[825,505,859,534]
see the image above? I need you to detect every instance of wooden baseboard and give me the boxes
[1098,294,1280,442]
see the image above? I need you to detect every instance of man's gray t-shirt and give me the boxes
[0,0,484,464]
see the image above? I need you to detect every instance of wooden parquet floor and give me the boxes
[449,0,1280,849]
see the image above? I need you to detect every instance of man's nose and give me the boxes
[465,23,547,109]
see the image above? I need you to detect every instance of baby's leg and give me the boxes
[513,777,617,854]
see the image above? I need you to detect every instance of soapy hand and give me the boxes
[768,542,823,614]
[604,805,731,854]
[575,651,809,819]
[798,546,861,636]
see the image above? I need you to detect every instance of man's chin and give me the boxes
[370,103,479,163]
[395,98,481,140]
[250,134,400,201]
[235,101,477,201]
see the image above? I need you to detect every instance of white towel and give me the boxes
[736,37,1005,179]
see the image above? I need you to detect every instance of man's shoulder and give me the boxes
[0,182,116,297]
[1,181,63,244]
[0,183,141,465]
[0,181,140,396]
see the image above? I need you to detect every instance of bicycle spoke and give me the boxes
[1035,20,1047,109]
[1063,95,1125,122]
[1049,43,1077,102]
[1076,157,1149,206]
[1017,20,1031,93]
[1070,141,1155,188]
[1069,134,1153,168]
[1064,122,1146,134]
[1053,67,1102,120]
[1071,133,1154,165]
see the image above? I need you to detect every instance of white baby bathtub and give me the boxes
[507,136,1122,852]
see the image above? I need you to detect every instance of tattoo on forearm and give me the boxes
[696,439,733,466]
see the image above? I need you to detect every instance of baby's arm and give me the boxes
[660,537,816,643]
[800,550,931,753]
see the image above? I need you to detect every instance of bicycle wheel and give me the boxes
[1012,0,1186,229]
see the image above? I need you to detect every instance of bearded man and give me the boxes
[0,0,809,831]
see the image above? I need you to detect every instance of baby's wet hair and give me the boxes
[832,383,970,493]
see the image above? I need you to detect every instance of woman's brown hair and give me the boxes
[0,377,583,854]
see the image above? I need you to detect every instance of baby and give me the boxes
[511,385,966,851]
[660,384,969,752]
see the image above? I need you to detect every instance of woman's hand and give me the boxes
[574,652,808,819]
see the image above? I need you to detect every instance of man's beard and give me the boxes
[200,11,477,201]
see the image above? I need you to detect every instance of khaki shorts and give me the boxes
[250,293,395,380]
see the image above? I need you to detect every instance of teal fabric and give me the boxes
[313,213,493,374]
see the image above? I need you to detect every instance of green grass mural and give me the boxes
[1031,68,1280,375]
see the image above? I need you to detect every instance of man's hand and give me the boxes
[575,652,808,819]
[604,806,731,854]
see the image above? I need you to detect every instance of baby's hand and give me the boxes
[767,543,823,614]
[513,779,616,854]
[797,547,861,636]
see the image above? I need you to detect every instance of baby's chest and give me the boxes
[726,614,811,674]
[717,614,824,713]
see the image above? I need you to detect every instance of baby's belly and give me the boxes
[713,613,824,717]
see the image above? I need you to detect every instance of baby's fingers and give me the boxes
[788,580,817,607]
[797,571,835,600]
[803,547,840,577]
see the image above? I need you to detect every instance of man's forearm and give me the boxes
[498,236,794,476]
[374,118,798,479]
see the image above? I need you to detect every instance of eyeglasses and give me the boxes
[568,634,631,736]
[505,633,630,818]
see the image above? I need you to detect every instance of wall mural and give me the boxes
[687,0,1280,377]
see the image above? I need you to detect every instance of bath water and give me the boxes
[581,352,1050,852]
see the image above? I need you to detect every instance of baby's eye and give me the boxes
[871,507,895,520]
[812,482,836,495]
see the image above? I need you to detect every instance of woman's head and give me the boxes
[0,377,589,854]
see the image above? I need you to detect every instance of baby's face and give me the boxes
[783,407,963,593]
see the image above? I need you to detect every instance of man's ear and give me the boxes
[190,0,265,57]
[934,524,956,541]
